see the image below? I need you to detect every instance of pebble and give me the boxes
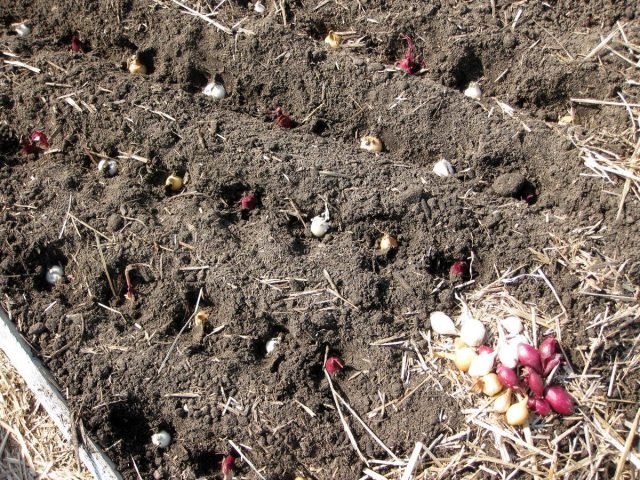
[492,172,527,197]
[28,322,47,336]
[502,34,517,49]
[107,213,124,232]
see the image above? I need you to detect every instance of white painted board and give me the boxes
[0,307,123,480]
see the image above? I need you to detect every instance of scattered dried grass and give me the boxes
[0,351,91,480]
[569,23,640,217]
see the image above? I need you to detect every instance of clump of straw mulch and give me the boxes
[0,351,91,480]
[363,266,639,479]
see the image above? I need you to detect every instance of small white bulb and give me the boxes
[13,22,31,37]
[97,159,118,177]
[467,351,497,377]
[464,82,482,100]
[459,316,486,347]
[558,114,574,125]
[151,431,171,448]
[46,266,64,285]
[359,136,382,153]
[310,216,330,238]
[265,337,280,354]
[254,1,265,13]
[429,311,457,336]
[433,159,455,177]
[203,82,226,99]
[324,31,342,49]
[497,339,519,368]
[500,316,523,335]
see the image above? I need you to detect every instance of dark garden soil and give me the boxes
[1,1,639,479]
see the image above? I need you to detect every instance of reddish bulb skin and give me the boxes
[449,261,467,280]
[20,130,49,155]
[71,35,88,53]
[325,356,344,375]
[396,34,420,74]
[528,398,552,416]
[543,353,562,377]
[274,107,293,129]
[545,385,575,416]
[19,136,39,155]
[31,130,49,149]
[539,337,557,363]
[221,455,235,478]
[477,345,494,355]
[517,343,543,374]
[240,193,258,211]
[496,364,520,389]
[523,366,545,398]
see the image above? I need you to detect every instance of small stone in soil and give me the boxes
[28,322,47,336]
[107,213,124,231]
[492,172,528,197]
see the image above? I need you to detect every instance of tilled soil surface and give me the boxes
[1,1,639,479]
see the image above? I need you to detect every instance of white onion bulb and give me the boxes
[467,351,496,377]
[265,337,280,354]
[97,159,118,177]
[13,22,31,37]
[151,431,171,448]
[459,318,485,347]
[254,1,265,13]
[464,82,482,100]
[497,339,518,368]
[433,159,455,177]
[500,316,523,335]
[45,266,64,285]
[498,334,530,368]
[203,82,226,99]
[429,311,457,336]
[310,216,330,237]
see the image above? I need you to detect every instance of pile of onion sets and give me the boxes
[431,310,576,426]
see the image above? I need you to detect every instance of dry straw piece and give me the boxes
[0,350,92,480]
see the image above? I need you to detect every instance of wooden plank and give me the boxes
[0,307,123,480]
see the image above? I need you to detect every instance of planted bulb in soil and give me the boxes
[433,159,455,177]
[165,174,183,192]
[12,22,31,37]
[310,216,330,237]
[254,1,265,13]
[203,82,226,99]
[151,430,171,448]
[464,82,482,99]
[45,265,64,285]
[377,233,398,254]
[97,159,118,177]
[127,55,147,75]
[360,136,382,153]
[325,31,342,48]
[265,337,280,354]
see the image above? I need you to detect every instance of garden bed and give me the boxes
[1,1,639,479]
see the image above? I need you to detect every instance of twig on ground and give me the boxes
[157,288,203,373]
[228,440,266,480]
[400,442,423,480]
[324,369,368,464]
[95,233,117,299]
[170,0,232,34]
